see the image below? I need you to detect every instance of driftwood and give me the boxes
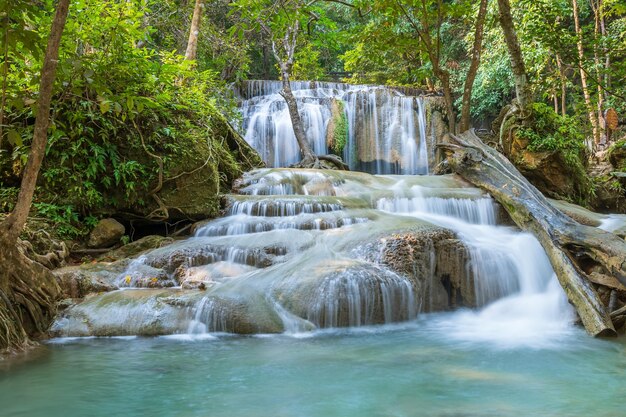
[440,130,626,337]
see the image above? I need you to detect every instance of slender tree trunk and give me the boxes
[1,0,70,242]
[497,0,532,112]
[556,54,567,116]
[184,0,203,60]
[436,69,456,133]
[459,0,488,132]
[591,0,605,144]
[572,0,599,146]
[0,0,69,353]
[280,65,315,164]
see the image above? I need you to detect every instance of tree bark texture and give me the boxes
[280,67,315,164]
[459,0,488,132]
[185,0,203,60]
[440,130,626,337]
[497,0,532,112]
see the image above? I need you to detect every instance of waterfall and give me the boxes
[238,80,430,174]
[377,184,574,346]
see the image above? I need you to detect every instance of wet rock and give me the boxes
[98,235,175,261]
[373,229,476,310]
[50,288,285,337]
[54,260,128,298]
[50,289,198,337]
[118,263,175,288]
[88,218,125,248]
[275,261,418,328]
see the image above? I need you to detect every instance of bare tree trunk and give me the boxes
[437,70,456,133]
[459,0,488,132]
[280,65,315,164]
[0,0,69,353]
[440,130,626,337]
[591,0,605,144]
[556,54,567,116]
[259,17,317,165]
[184,0,203,60]
[572,0,600,146]
[497,0,532,113]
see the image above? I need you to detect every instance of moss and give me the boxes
[326,99,348,156]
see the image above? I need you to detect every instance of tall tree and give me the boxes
[497,0,531,113]
[0,0,70,352]
[233,0,317,165]
[572,0,600,145]
[459,0,489,132]
[185,0,204,60]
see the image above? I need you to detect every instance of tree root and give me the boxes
[0,242,61,354]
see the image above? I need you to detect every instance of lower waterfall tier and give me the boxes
[51,169,572,339]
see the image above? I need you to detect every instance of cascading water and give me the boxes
[52,167,577,348]
[377,185,575,347]
[49,82,582,347]
[238,80,430,174]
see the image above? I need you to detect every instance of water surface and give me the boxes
[2,318,625,417]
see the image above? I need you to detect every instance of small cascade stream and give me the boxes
[238,80,431,174]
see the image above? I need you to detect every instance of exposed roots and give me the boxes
[0,242,61,354]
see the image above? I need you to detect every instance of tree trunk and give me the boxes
[280,66,315,164]
[0,0,69,353]
[591,0,605,144]
[184,0,203,60]
[459,0,488,132]
[1,0,70,242]
[440,130,626,337]
[497,0,532,113]
[572,0,600,146]
[434,68,456,133]
[556,54,567,117]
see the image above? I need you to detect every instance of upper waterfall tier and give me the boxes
[236,80,436,175]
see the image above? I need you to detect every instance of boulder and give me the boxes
[88,218,125,248]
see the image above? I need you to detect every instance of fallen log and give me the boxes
[439,130,626,337]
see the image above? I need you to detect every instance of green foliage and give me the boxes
[519,103,585,153]
[0,0,254,237]
[517,103,594,204]
[0,186,19,212]
[331,101,348,155]
[292,44,325,81]
[32,202,84,239]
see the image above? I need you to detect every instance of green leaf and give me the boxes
[7,130,22,146]
[99,101,111,114]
